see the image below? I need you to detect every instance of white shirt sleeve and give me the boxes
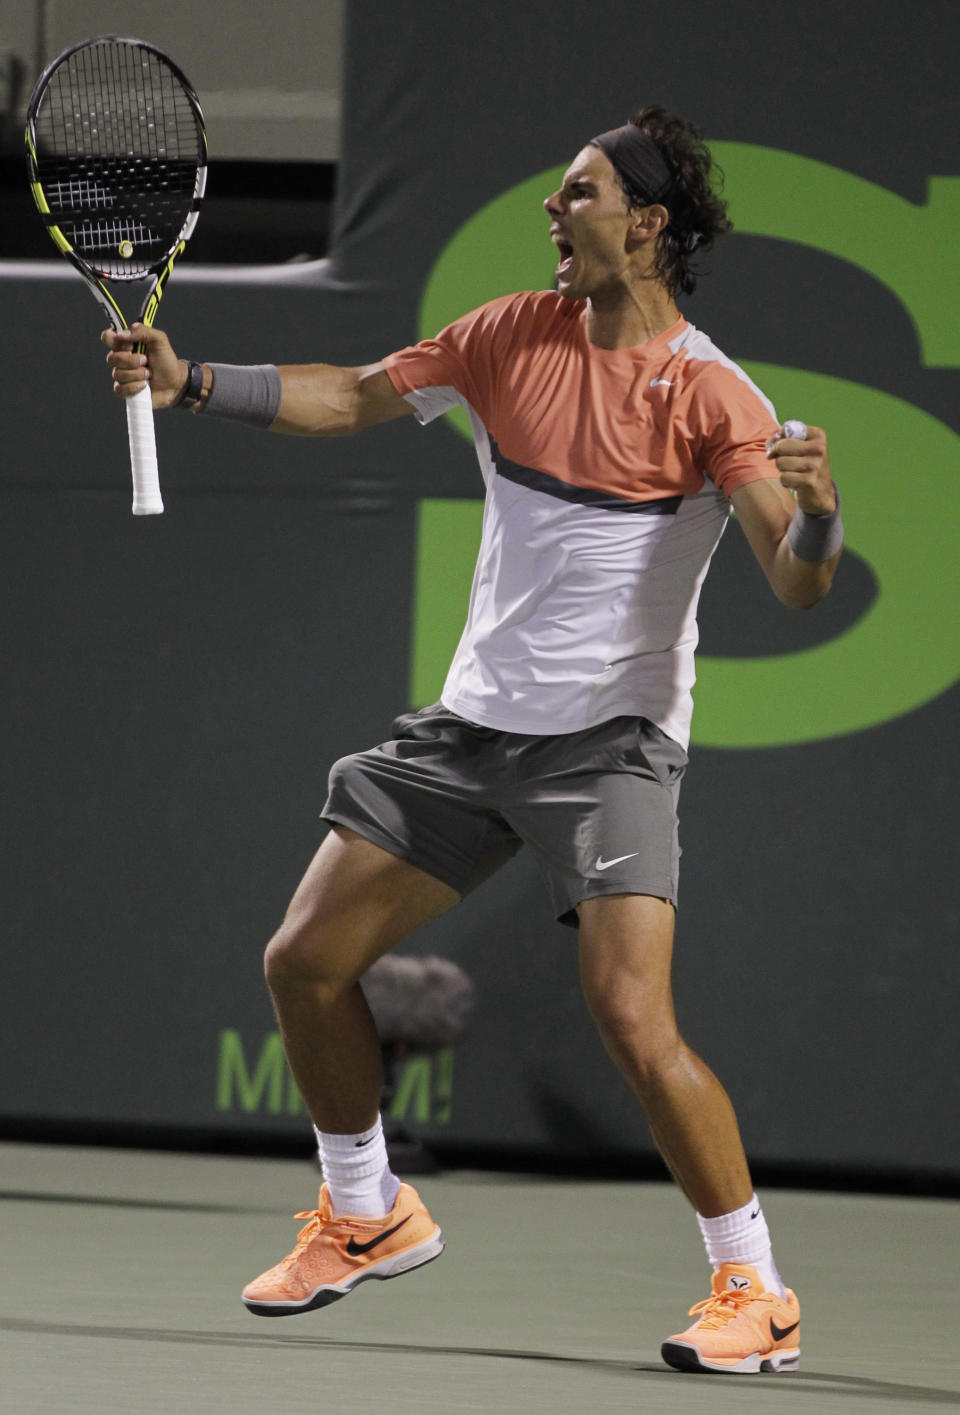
[401,385,468,425]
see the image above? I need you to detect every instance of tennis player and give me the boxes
[104,104,842,1375]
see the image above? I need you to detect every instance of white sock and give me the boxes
[314,1117,401,1218]
[697,1194,786,1298]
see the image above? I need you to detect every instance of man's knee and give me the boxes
[263,902,360,997]
[587,981,682,1070]
[262,920,316,993]
[577,893,680,1065]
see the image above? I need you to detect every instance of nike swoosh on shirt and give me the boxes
[595,853,640,871]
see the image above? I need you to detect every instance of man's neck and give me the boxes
[584,278,680,350]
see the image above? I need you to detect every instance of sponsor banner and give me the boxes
[216,1029,456,1129]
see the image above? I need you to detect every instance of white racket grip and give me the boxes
[126,384,164,515]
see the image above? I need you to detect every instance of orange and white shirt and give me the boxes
[383,290,781,746]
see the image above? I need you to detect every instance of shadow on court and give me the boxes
[2,1144,957,1415]
[2,1315,957,1409]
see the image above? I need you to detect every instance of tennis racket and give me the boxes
[25,36,207,515]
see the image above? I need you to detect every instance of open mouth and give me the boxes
[552,234,574,277]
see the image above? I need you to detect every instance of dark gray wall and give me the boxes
[2,0,958,1181]
[1,0,343,159]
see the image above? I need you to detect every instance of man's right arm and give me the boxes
[102,324,414,435]
[270,361,411,435]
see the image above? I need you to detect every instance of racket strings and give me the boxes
[31,39,203,278]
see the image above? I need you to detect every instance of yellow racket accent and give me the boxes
[92,277,128,329]
[142,243,185,328]
[28,176,74,254]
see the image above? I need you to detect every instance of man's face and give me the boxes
[543,145,637,302]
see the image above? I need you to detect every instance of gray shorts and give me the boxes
[321,703,687,928]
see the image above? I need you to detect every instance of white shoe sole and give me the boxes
[661,1339,800,1374]
[243,1227,444,1317]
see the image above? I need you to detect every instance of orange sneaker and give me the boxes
[661,1263,801,1374]
[242,1182,444,1317]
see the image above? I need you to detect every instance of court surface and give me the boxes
[2,1141,957,1415]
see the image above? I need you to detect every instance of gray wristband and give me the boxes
[204,363,283,429]
[785,481,844,562]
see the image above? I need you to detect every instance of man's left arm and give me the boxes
[729,425,842,609]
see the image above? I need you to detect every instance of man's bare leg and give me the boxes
[241,826,457,1314]
[578,896,803,1369]
[263,824,461,1134]
[577,893,752,1217]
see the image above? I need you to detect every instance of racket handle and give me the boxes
[126,384,164,515]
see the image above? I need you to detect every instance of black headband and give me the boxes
[589,125,675,205]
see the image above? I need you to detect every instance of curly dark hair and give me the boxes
[616,105,732,297]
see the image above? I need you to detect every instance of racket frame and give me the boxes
[25,35,208,514]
